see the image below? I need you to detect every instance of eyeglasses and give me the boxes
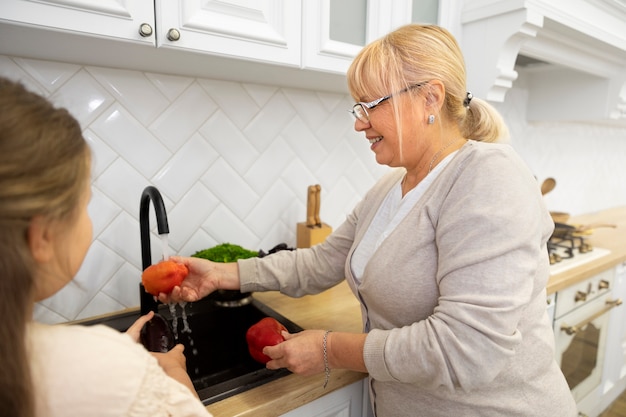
[349,82,428,124]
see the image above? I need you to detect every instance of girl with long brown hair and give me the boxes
[0,77,211,417]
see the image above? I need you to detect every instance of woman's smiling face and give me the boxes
[354,93,426,170]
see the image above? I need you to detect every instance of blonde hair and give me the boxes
[0,77,90,417]
[347,24,509,143]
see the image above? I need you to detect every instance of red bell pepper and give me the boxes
[141,260,189,296]
[246,317,287,364]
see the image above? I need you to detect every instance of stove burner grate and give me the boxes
[548,224,593,265]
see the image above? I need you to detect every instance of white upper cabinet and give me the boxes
[0,0,156,44]
[0,0,443,90]
[155,0,301,67]
[302,0,364,73]
[303,0,441,74]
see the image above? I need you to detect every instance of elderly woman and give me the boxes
[164,24,577,416]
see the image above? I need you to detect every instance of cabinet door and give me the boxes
[302,0,440,74]
[602,262,626,393]
[0,0,155,44]
[280,380,364,417]
[301,0,366,74]
[155,0,301,67]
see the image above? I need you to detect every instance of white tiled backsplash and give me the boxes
[1,55,389,323]
[2,55,625,324]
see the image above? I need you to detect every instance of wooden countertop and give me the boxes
[205,281,367,417]
[206,207,626,415]
[546,206,626,294]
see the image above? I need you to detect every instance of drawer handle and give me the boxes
[560,299,622,335]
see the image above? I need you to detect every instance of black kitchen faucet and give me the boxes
[139,185,169,315]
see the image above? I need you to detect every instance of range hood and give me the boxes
[461,0,626,124]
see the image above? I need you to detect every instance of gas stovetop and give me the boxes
[549,246,611,275]
[547,222,611,275]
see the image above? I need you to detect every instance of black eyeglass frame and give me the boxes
[349,82,428,123]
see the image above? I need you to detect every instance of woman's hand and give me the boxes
[158,256,241,304]
[264,331,368,376]
[263,330,327,375]
[125,311,154,343]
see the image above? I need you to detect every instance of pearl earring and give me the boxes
[428,114,435,124]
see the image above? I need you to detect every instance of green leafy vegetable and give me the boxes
[191,243,258,263]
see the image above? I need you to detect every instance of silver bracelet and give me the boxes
[323,330,332,388]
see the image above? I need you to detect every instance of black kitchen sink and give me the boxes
[81,296,303,405]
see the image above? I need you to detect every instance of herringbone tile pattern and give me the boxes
[0,55,388,323]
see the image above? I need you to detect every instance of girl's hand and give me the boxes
[125,311,154,343]
[151,343,187,374]
[151,344,199,398]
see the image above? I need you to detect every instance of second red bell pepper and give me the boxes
[246,317,287,364]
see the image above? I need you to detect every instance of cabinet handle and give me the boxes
[167,28,181,42]
[598,279,610,290]
[560,298,623,335]
[138,23,153,38]
[574,290,587,302]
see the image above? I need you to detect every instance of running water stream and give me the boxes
[159,235,193,341]
[168,302,192,340]
[170,299,199,376]
[160,234,170,261]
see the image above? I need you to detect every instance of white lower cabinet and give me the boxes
[569,262,626,417]
[280,379,373,417]
[598,262,626,412]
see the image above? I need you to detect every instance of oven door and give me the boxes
[553,294,622,402]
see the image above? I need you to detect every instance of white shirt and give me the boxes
[28,322,212,417]
[351,152,458,283]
